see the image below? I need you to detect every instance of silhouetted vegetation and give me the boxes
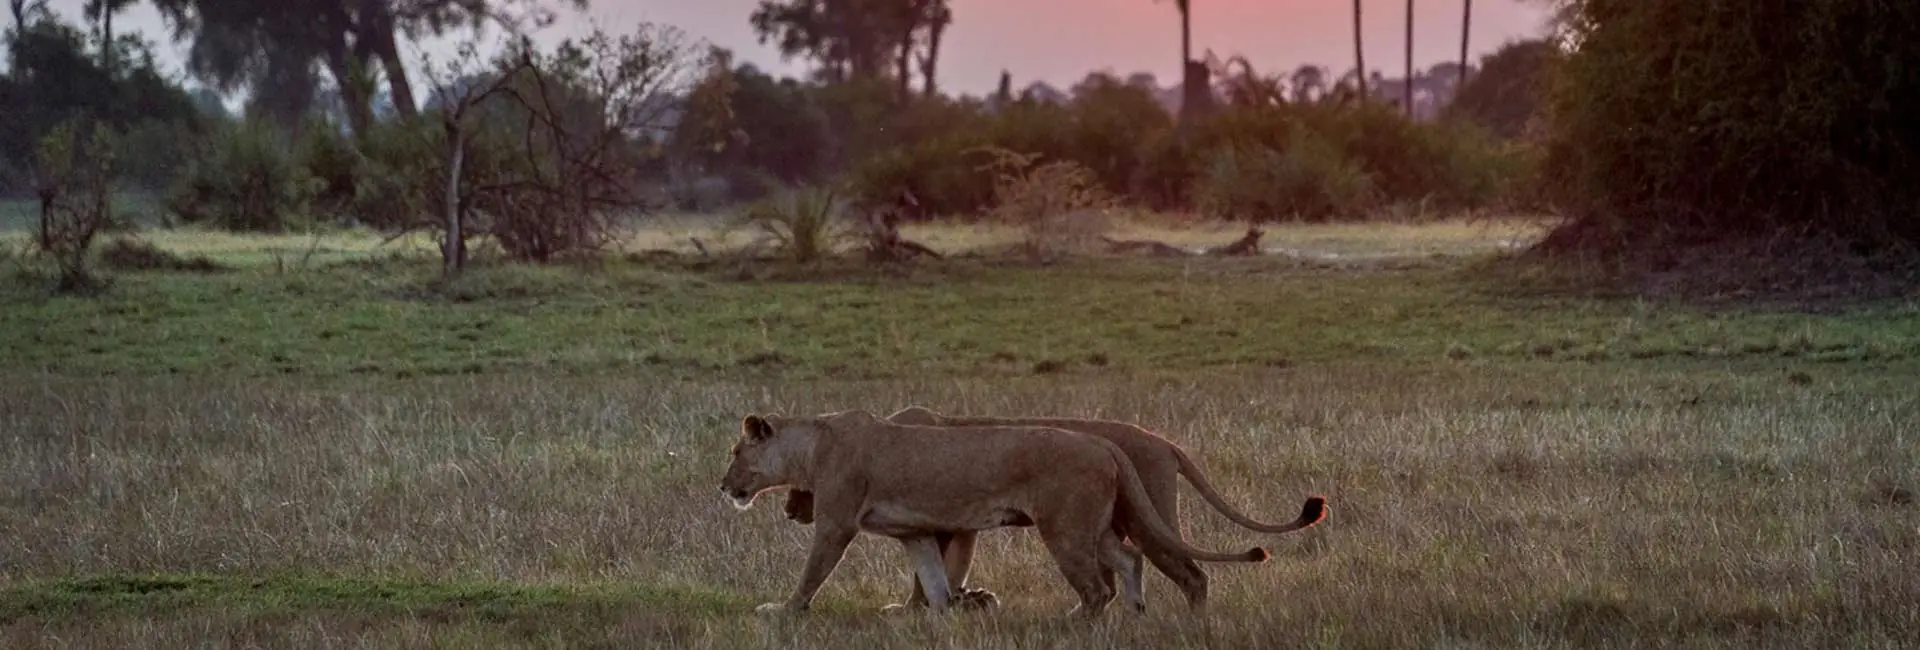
[5,0,1914,290]
[1537,0,1920,254]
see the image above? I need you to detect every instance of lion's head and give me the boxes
[720,414,809,510]
[720,411,877,510]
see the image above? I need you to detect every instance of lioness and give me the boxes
[720,410,1271,616]
[783,406,1328,611]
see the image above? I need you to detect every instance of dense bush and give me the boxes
[2,16,205,199]
[165,120,318,233]
[978,147,1118,260]
[837,89,1528,222]
[348,119,442,232]
[33,119,124,292]
[1542,0,1920,248]
[729,186,850,263]
[1196,132,1374,222]
[113,119,203,194]
[1447,38,1559,141]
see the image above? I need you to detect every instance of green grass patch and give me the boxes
[3,249,1916,379]
[0,572,750,623]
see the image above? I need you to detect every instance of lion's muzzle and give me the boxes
[721,486,756,511]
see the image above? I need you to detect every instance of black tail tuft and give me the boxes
[1246,547,1271,562]
[1299,495,1329,527]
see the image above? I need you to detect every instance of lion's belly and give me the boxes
[856,502,1034,537]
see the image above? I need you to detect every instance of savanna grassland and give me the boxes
[3,215,1918,649]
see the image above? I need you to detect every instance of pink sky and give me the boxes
[45,0,1553,95]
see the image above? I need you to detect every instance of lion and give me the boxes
[719,410,1272,616]
[782,406,1328,611]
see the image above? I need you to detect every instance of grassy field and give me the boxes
[3,215,1918,648]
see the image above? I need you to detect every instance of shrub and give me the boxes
[1195,131,1375,222]
[1446,38,1560,141]
[1128,128,1199,211]
[829,71,1528,221]
[299,122,365,222]
[349,118,441,232]
[33,119,124,293]
[165,120,318,233]
[1541,0,1920,248]
[1064,74,1175,196]
[729,186,851,264]
[846,134,998,219]
[113,119,200,194]
[979,147,1117,260]
[1298,103,1523,213]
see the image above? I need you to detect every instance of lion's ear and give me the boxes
[742,414,774,441]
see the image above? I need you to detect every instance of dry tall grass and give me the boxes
[4,361,1914,648]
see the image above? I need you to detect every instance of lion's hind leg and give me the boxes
[1037,519,1117,618]
[900,535,955,613]
[1099,531,1147,613]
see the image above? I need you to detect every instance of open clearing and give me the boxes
[3,216,1917,648]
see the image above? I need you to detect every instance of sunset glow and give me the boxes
[43,0,1550,95]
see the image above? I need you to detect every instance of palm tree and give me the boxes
[1290,64,1328,103]
[82,0,135,71]
[1152,0,1191,71]
[1403,0,1414,117]
[1159,0,1211,124]
[1459,0,1472,89]
[1352,0,1367,100]
[1178,0,1191,69]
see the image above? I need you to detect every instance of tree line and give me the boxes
[4,0,1914,290]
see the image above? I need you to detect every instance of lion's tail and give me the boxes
[1173,446,1329,535]
[1106,444,1269,564]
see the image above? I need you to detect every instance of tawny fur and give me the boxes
[721,410,1270,617]
[782,405,1329,611]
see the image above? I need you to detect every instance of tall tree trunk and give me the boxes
[895,25,913,103]
[322,43,373,137]
[1353,0,1367,101]
[1177,1,1205,127]
[359,1,418,120]
[442,121,465,278]
[919,12,945,97]
[1179,1,1191,67]
[250,49,318,137]
[1403,0,1414,117]
[1459,0,1472,89]
[100,9,113,72]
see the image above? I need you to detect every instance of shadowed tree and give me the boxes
[81,0,135,71]
[915,0,949,97]
[1403,0,1413,116]
[1352,0,1366,100]
[888,0,946,102]
[751,0,891,83]
[750,0,944,97]
[151,0,587,135]
[154,0,364,133]
[375,0,587,118]
[1445,37,1556,139]
[1154,0,1210,124]
[1458,0,1472,89]
[8,0,49,32]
